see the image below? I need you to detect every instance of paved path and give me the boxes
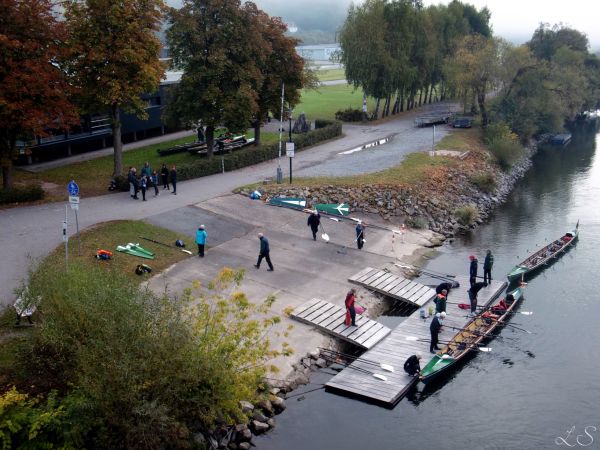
[0,103,457,307]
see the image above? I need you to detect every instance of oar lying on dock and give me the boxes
[404,336,492,352]
[319,348,395,373]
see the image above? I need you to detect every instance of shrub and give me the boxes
[454,204,480,226]
[470,172,496,193]
[175,120,342,182]
[334,108,366,122]
[405,216,428,229]
[20,264,287,448]
[484,122,525,170]
[0,184,44,204]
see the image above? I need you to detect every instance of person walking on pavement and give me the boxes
[469,255,478,287]
[356,221,365,250]
[151,170,159,196]
[195,225,207,257]
[255,233,274,271]
[483,250,494,284]
[468,281,488,315]
[344,288,357,326]
[140,174,147,201]
[160,163,170,190]
[435,289,447,314]
[430,312,445,353]
[170,165,177,195]
[307,210,321,241]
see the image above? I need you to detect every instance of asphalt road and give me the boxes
[0,103,456,307]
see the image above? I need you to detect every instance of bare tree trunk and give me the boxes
[392,95,401,115]
[253,119,261,146]
[111,103,123,177]
[423,85,429,106]
[477,90,488,127]
[372,98,381,120]
[381,97,388,118]
[428,85,435,103]
[1,165,12,189]
[206,125,215,158]
[418,89,423,106]
[384,94,391,117]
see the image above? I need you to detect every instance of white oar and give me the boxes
[405,336,491,352]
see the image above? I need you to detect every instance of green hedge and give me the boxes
[176,120,342,182]
[0,184,44,204]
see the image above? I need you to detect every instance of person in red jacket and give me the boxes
[345,288,357,326]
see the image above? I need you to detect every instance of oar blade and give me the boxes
[373,373,387,381]
[380,363,395,372]
[405,336,419,341]
[479,347,492,352]
[321,233,330,242]
[519,311,533,316]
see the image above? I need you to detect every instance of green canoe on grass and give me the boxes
[116,243,156,259]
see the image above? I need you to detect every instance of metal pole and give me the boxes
[64,205,68,271]
[289,107,293,184]
[277,83,285,183]
[75,208,81,256]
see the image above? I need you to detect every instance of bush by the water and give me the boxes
[176,120,342,182]
[0,184,44,204]
[334,108,366,122]
[484,122,525,170]
[405,216,428,229]
[454,204,479,226]
[469,172,496,193]
[2,264,287,448]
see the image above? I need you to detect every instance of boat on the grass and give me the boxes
[507,223,579,283]
[419,287,524,384]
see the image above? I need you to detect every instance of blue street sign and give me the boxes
[68,180,79,196]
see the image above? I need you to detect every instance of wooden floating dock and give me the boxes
[326,276,508,407]
[349,267,435,307]
[290,299,391,350]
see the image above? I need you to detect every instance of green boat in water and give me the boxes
[507,223,579,283]
[420,287,524,384]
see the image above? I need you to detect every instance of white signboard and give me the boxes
[286,142,295,158]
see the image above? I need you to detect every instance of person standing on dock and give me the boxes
[469,255,478,287]
[468,281,488,315]
[403,353,422,377]
[436,282,453,299]
[430,312,445,353]
[356,221,365,250]
[307,211,321,241]
[483,250,494,284]
[344,288,357,326]
[435,290,447,314]
[255,233,274,271]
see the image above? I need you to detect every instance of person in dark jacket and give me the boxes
[356,221,365,250]
[483,250,494,284]
[434,290,447,314]
[254,233,274,271]
[344,288,357,326]
[307,211,321,241]
[435,282,453,298]
[140,175,147,201]
[430,312,445,353]
[403,353,422,376]
[151,170,159,196]
[468,281,488,314]
[469,255,478,287]
[170,165,177,195]
[160,163,170,190]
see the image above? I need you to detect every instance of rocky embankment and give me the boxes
[244,146,535,237]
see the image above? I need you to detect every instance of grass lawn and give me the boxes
[316,68,345,82]
[435,127,485,152]
[0,219,192,387]
[296,84,376,121]
[12,131,279,200]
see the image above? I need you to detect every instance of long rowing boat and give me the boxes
[507,222,579,283]
[419,287,524,383]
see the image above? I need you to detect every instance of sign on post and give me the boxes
[67,180,81,255]
[67,180,79,196]
[286,142,295,158]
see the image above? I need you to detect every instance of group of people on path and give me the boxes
[127,162,178,201]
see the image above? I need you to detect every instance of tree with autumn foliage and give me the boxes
[166,0,270,157]
[64,0,165,177]
[0,0,78,189]
[243,3,308,146]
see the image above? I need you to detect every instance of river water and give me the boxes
[256,124,600,450]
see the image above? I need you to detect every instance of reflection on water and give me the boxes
[256,124,600,450]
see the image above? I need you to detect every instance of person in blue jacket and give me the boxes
[195,225,207,257]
